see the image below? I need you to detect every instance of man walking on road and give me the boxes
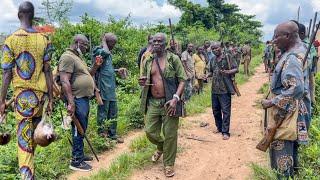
[242,41,251,75]
[139,33,186,177]
[261,21,308,178]
[0,2,53,178]
[206,42,239,140]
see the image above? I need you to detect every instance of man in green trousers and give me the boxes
[138,33,186,177]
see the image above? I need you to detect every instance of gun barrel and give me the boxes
[308,19,313,38]
[303,20,320,66]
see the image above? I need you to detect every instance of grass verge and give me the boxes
[82,135,156,180]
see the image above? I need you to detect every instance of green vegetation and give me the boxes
[258,83,269,95]
[83,135,155,180]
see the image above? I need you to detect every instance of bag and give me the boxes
[34,100,57,147]
[0,114,11,146]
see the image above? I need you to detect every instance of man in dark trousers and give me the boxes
[59,34,95,171]
[206,42,238,140]
[91,33,127,143]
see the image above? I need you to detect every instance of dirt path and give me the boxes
[67,130,143,180]
[130,64,269,180]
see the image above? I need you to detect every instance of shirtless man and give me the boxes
[139,33,186,177]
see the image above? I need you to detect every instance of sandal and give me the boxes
[223,134,230,140]
[151,151,162,162]
[165,166,175,177]
[212,129,221,134]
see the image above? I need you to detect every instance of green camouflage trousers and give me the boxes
[145,98,179,166]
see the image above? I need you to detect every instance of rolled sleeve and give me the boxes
[59,55,75,73]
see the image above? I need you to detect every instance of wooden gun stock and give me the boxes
[95,90,104,105]
[71,116,99,162]
[232,79,241,97]
[256,117,284,152]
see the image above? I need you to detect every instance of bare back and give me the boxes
[150,57,166,98]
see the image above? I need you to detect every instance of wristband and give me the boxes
[173,94,180,101]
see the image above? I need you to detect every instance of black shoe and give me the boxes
[110,137,124,143]
[83,155,94,162]
[69,160,92,172]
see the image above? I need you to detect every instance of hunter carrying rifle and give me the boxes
[258,21,310,179]
[59,34,97,172]
[206,41,239,140]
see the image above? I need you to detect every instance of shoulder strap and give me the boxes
[154,56,168,98]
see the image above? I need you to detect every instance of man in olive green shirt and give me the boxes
[139,33,186,177]
[59,34,95,172]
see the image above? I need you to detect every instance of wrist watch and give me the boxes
[173,94,180,101]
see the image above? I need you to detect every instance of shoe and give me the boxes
[164,166,175,177]
[151,151,163,162]
[99,132,108,138]
[223,134,230,140]
[83,155,93,162]
[110,137,124,143]
[212,129,221,134]
[69,160,92,172]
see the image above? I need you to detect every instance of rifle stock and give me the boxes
[71,115,99,162]
[256,118,284,152]
[225,51,241,96]
[95,90,104,105]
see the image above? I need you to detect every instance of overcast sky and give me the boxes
[1,0,320,41]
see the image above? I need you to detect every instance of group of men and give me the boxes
[2,1,311,180]
[0,1,127,178]
[261,20,318,178]
[136,32,254,176]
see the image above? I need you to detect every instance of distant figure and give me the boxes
[181,43,195,102]
[241,41,251,75]
[193,46,206,94]
[137,34,153,68]
[263,41,273,73]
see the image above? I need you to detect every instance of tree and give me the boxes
[40,0,73,24]
[168,0,262,44]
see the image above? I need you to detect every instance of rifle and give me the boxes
[256,110,286,152]
[308,19,312,38]
[225,50,241,96]
[303,20,320,67]
[169,18,174,44]
[256,22,320,151]
[263,91,271,132]
[89,36,104,106]
[311,12,318,35]
[71,115,99,162]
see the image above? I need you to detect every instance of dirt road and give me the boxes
[130,64,269,180]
